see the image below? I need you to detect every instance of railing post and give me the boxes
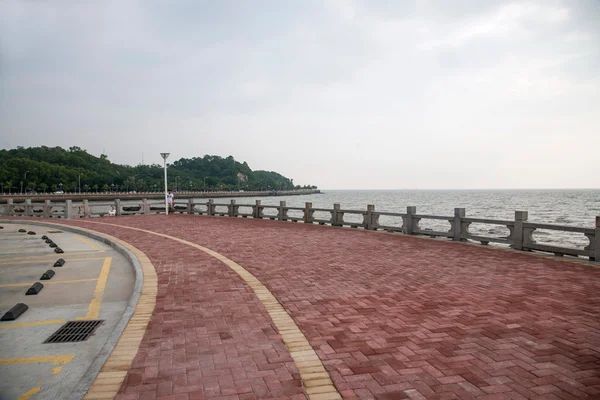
[25,199,32,217]
[453,208,465,241]
[304,202,314,224]
[207,199,215,216]
[7,199,14,216]
[187,198,194,214]
[513,211,528,250]
[278,201,287,221]
[365,205,376,230]
[254,200,263,219]
[115,199,121,216]
[371,205,379,230]
[331,204,338,226]
[43,200,51,218]
[592,217,599,262]
[65,200,73,219]
[334,203,345,227]
[403,206,417,235]
[142,199,150,215]
[229,199,238,217]
[82,199,91,218]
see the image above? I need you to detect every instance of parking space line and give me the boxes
[18,387,41,400]
[0,355,74,373]
[77,257,112,320]
[0,278,98,288]
[0,252,107,264]
[0,256,108,266]
[75,236,99,249]
[0,244,46,249]
[0,319,66,329]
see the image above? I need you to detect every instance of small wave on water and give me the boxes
[554,216,573,224]
[487,227,505,235]
[537,237,588,249]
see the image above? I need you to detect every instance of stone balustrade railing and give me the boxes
[1,198,598,262]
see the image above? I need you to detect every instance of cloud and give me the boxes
[0,0,599,189]
[419,2,569,50]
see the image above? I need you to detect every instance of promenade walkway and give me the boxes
[8,215,600,400]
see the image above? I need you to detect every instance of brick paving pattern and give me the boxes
[33,216,600,399]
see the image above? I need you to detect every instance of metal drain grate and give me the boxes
[44,320,104,343]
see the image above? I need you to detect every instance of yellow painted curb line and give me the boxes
[81,220,342,400]
[4,220,158,400]
[70,229,158,400]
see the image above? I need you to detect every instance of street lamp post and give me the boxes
[78,173,82,194]
[160,153,170,215]
[203,177,207,192]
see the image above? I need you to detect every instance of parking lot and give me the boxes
[0,223,135,400]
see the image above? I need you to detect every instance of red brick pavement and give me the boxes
[20,216,600,399]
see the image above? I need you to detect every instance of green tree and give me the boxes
[0,146,315,193]
[5,180,13,194]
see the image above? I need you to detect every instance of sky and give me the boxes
[1,0,599,190]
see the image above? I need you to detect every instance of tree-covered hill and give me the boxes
[0,146,316,194]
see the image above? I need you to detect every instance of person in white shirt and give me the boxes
[167,190,174,214]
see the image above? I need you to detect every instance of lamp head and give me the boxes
[160,153,170,160]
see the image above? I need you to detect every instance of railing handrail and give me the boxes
[463,217,514,225]
[523,221,594,234]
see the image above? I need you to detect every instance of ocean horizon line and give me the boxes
[320,188,600,192]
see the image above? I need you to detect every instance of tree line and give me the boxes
[0,146,317,194]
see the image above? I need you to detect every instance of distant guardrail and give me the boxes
[0,189,319,202]
[1,198,598,262]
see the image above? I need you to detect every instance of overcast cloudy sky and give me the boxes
[1,1,598,189]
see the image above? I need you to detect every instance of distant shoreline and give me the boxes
[0,189,320,203]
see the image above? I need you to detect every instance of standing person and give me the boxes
[167,189,174,214]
